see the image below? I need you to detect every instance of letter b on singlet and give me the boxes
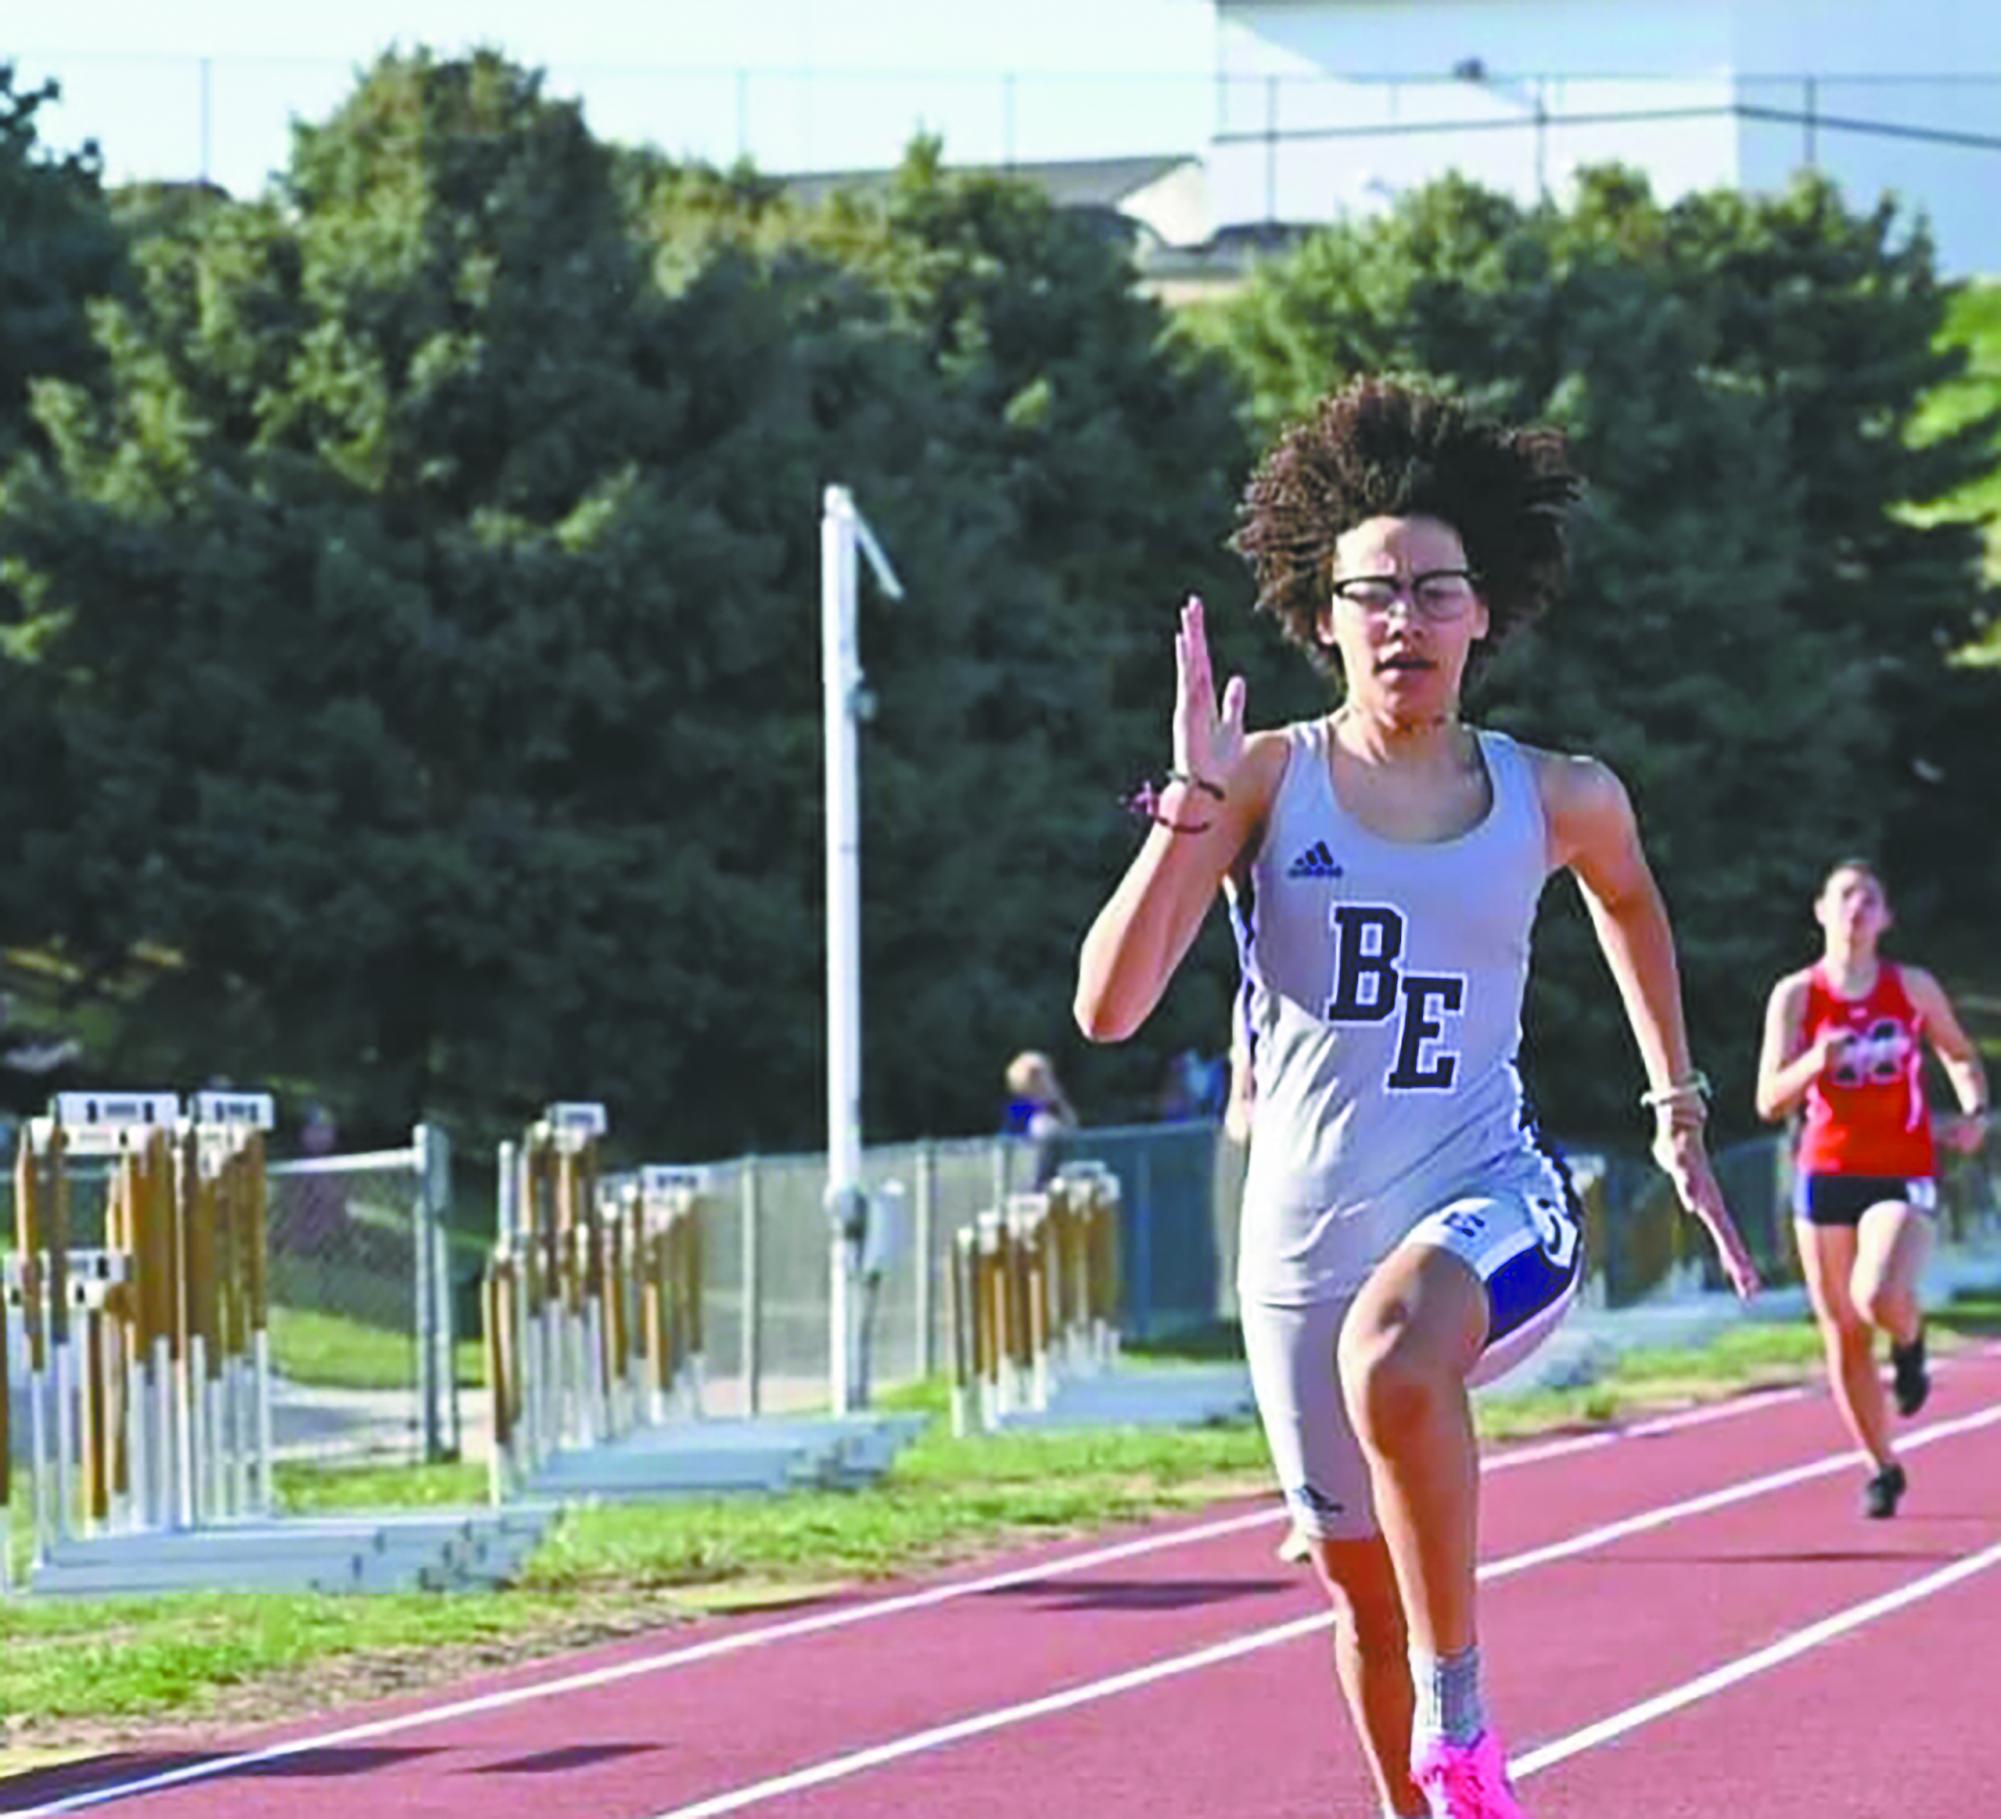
[1326,906,1403,1021]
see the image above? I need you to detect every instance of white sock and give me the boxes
[1411,1642,1486,1746]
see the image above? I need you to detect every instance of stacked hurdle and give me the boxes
[2,1091,275,1576]
[485,1106,708,1502]
[188,1092,277,1523]
[947,1161,1123,1435]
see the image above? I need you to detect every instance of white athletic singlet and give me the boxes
[1231,718,1560,1305]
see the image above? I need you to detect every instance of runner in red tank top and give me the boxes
[1757,859,1990,1518]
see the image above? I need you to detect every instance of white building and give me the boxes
[1210,1,2001,273]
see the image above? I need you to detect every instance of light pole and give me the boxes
[821,485,904,1415]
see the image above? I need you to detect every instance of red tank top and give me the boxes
[1795,962,1935,1177]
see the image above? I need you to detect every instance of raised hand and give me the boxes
[1652,1122,1762,1299]
[1172,595,1247,790]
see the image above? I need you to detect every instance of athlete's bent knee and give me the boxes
[1339,1327,1445,1446]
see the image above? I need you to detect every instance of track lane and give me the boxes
[14,1352,1999,1819]
[649,1365,2001,1818]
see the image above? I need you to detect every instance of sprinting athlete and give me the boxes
[1756,859,1990,1517]
[1075,380,1758,1819]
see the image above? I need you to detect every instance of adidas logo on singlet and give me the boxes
[1288,841,1343,880]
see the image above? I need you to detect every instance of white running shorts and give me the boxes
[1240,1177,1583,1541]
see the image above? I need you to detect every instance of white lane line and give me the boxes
[1516,1534,2001,1779]
[24,1365,1985,1816]
[623,1397,2001,1819]
[1481,1398,2001,1584]
[10,1507,1279,1817]
[647,1613,1338,1819]
[1484,1384,1809,1477]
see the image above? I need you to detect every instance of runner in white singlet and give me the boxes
[1075,379,1760,1819]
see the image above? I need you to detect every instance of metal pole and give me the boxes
[823,487,864,1415]
[199,56,213,186]
[433,1124,460,1459]
[820,484,901,1416]
[413,1125,439,1462]
[1804,76,1819,170]
[1133,1147,1152,1344]
[741,1156,762,1417]
[1535,78,1549,201]
[915,1140,936,1379]
[1264,75,1280,225]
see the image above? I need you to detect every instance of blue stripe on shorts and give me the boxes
[1485,1239,1576,1347]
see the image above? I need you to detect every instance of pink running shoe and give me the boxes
[1411,1729,1528,1818]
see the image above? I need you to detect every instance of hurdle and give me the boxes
[489,1103,603,1493]
[4,1091,278,1572]
[485,1107,710,1502]
[946,1162,1124,1435]
[189,1092,276,1520]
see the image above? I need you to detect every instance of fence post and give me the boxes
[741,1155,762,1417]
[414,1123,456,1462]
[915,1139,936,1379]
[1131,1144,1152,1342]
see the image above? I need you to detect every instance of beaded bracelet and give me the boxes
[1123,771,1227,835]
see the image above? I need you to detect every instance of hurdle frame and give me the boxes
[484,1107,711,1503]
[944,1160,1125,1435]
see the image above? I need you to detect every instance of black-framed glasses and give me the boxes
[1329,568,1480,622]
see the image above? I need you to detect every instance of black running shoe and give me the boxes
[1891,1328,1930,1417]
[1863,1462,1908,1520]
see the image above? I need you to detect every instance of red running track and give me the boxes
[11,1351,2001,1819]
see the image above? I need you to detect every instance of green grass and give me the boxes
[1475,1321,1831,1438]
[520,1414,1273,1594]
[7,1291,1999,1746]
[0,1588,553,1724]
[275,1459,488,1514]
[269,1303,484,1391]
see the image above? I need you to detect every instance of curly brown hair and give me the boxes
[1233,378,1581,671]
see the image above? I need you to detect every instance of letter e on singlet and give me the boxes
[1388,974,1466,1090]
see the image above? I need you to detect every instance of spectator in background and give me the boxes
[291,1100,345,1247]
[1156,1046,1228,1122]
[1003,1049,1078,1188]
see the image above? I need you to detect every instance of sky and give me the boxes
[10,0,1222,197]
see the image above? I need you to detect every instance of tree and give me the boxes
[0,58,1254,1152]
[1206,169,1997,1137]
[0,65,125,466]
[779,141,1256,1128]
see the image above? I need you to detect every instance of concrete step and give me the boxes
[25,1506,557,1598]
[512,1413,926,1501]
[993,1365,1256,1432]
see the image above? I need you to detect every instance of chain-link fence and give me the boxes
[4,1125,456,1472]
[262,1129,455,1464]
[20,1114,1990,1477]
[644,1123,2001,1418]
[1564,1134,2001,1306]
